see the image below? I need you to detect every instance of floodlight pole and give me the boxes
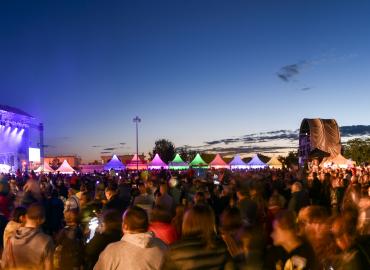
[133,116,141,172]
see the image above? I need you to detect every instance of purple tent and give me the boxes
[148,154,168,170]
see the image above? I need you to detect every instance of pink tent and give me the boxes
[209,154,229,169]
[126,154,148,170]
[148,154,168,170]
[56,160,76,174]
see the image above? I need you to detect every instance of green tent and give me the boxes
[189,153,209,168]
[168,154,189,170]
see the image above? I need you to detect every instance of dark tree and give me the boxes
[343,138,370,164]
[151,139,176,163]
[176,147,197,162]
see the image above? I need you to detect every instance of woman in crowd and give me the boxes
[162,204,234,270]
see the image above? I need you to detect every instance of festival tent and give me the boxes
[104,155,126,171]
[148,154,168,170]
[189,153,208,168]
[246,154,268,169]
[80,165,104,174]
[267,156,283,169]
[35,161,55,173]
[168,154,189,170]
[209,154,229,169]
[0,164,11,173]
[56,160,76,174]
[321,154,355,169]
[126,154,148,170]
[229,155,248,170]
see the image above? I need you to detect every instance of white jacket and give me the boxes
[93,232,167,270]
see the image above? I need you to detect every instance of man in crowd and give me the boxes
[94,206,168,270]
[1,203,54,270]
[270,210,317,270]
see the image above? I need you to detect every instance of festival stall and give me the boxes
[229,155,248,170]
[209,154,229,169]
[320,154,355,169]
[267,156,283,169]
[104,155,126,171]
[56,160,76,174]
[148,154,168,170]
[126,154,148,170]
[168,154,189,170]
[247,154,268,169]
[189,153,208,168]
[80,165,104,174]
[35,161,55,173]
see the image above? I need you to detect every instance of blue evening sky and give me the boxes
[1,0,370,161]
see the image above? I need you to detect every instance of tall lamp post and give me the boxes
[133,116,141,172]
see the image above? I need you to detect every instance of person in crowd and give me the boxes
[94,206,167,270]
[171,205,185,238]
[270,210,317,270]
[162,204,234,270]
[103,182,125,215]
[309,172,322,205]
[332,209,370,270]
[1,203,54,270]
[240,226,266,270]
[64,187,80,212]
[288,181,310,214]
[54,209,84,270]
[149,206,178,245]
[297,205,339,269]
[219,207,244,260]
[133,182,155,215]
[3,206,26,250]
[85,209,122,269]
[236,188,257,226]
[43,189,65,236]
[155,182,175,217]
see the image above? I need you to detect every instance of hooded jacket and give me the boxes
[1,227,54,270]
[93,232,167,270]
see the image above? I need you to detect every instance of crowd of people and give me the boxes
[0,164,369,270]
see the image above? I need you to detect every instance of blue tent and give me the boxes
[229,155,248,170]
[104,155,126,171]
[246,154,268,169]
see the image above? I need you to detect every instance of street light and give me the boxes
[133,116,141,172]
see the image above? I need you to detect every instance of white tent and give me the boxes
[56,160,76,174]
[267,156,283,169]
[321,154,355,169]
[246,154,268,169]
[35,161,55,173]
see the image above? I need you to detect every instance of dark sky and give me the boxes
[1,0,370,161]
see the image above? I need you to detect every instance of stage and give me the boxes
[0,105,44,173]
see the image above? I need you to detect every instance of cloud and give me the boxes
[340,125,370,137]
[119,142,126,145]
[187,125,370,156]
[300,87,312,91]
[277,61,306,82]
[103,147,117,151]
[91,145,101,148]
[100,151,112,154]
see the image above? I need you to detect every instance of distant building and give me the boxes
[44,155,81,168]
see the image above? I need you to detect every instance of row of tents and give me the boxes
[99,153,283,171]
[35,152,357,174]
[36,153,282,174]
